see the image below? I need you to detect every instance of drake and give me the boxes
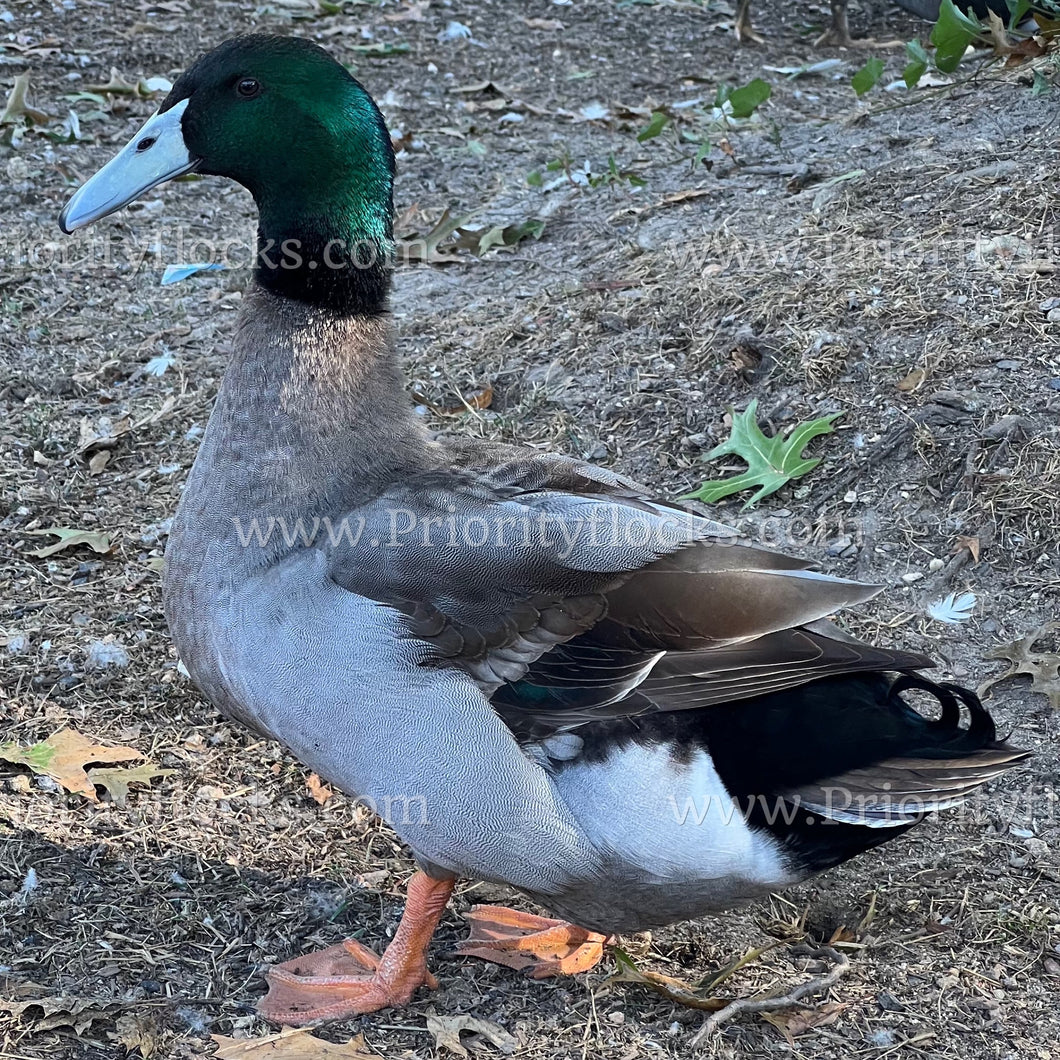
[58,35,1028,1026]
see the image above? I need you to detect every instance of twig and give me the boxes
[690,944,850,1046]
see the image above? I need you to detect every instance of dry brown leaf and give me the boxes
[23,527,114,558]
[413,384,494,416]
[760,1001,848,1043]
[986,10,1014,55]
[306,772,334,805]
[115,1011,159,1059]
[659,188,713,206]
[78,413,133,453]
[0,73,51,125]
[0,994,123,1035]
[87,763,174,807]
[0,729,143,800]
[827,925,856,945]
[952,535,981,563]
[897,367,926,392]
[980,622,1060,708]
[426,1011,518,1057]
[212,1028,374,1058]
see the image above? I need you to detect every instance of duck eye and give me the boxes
[135,136,157,152]
[236,77,261,99]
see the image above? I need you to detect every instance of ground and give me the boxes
[1,0,1059,1057]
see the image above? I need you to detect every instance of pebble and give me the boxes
[901,572,924,584]
[1040,296,1060,311]
[928,558,944,572]
[827,535,853,556]
[844,490,857,503]
[1049,309,1060,324]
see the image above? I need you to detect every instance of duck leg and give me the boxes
[258,871,455,1025]
[455,905,610,979]
[815,0,902,47]
[734,0,765,43]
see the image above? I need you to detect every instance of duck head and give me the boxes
[59,35,397,313]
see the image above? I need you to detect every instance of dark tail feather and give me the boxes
[887,674,997,750]
[790,677,1031,828]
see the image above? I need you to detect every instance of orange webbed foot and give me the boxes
[258,871,454,1025]
[455,905,610,979]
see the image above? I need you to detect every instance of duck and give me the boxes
[58,34,1029,1026]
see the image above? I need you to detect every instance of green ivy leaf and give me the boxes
[903,39,931,87]
[727,78,772,119]
[637,110,669,142]
[1005,0,1032,25]
[931,0,982,73]
[851,57,885,96]
[1031,69,1051,97]
[682,399,843,509]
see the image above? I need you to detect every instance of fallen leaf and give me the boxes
[683,400,843,509]
[897,367,927,392]
[212,1028,375,1058]
[115,1011,160,1059]
[412,383,493,416]
[0,730,143,800]
[659,188,713,206]
[87,763,174,807]
[398,207,477,263]
[0,74,50,126]
[85,67,170,97]
[980,622,1060,708]
[78,413,133,453]
[306,772,333,805]
[951,535,981,563]
[760,1001,848,1043]
[985,10,1014,56]
[23,527,114,558]
[426,1012,518,1058]
[0,994,123,1035]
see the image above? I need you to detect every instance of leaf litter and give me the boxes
[979,622,1060,708]
[426,1011,518,1057]
[0,729,171,803]
[211,1027,375,1058]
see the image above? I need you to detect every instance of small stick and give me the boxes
[690,944,850,1046]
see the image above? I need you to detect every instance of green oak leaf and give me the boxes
[683,399,843,509]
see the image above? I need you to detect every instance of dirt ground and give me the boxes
[2,0,1060,1057]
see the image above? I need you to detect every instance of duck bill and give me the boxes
[59,99,198,233]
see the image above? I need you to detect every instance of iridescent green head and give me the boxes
[59,35,396,314]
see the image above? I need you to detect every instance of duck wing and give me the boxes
[326,449,921,731]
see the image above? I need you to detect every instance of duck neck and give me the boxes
[254,196,394,316]
[180,286,431,548]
